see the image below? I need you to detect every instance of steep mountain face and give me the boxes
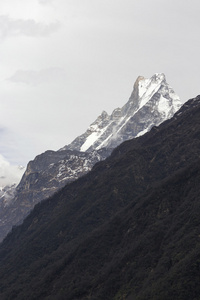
[0,73,181,242]
[0,147,111,242]
[63,73,181,151]
[0,95,199,300]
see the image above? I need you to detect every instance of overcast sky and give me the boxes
[0,0,200,166]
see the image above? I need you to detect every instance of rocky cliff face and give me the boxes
[0,147,111,242]
[16,147,111,206]
[0,73,181,242]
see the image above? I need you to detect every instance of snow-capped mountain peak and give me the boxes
[62,73,182,152]
[0,72,182,242]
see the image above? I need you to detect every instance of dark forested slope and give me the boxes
[0,96,200,299]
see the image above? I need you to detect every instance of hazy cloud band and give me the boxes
[7,68,66,86]
[0,15,60,39]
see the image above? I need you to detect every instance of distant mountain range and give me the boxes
[0,154,24,206]
[0,73,181,242]
[0,154,24,188]
[0,94,200,299]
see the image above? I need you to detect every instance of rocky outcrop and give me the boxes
[0,147,111,242]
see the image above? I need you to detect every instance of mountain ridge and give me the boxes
[0,73,181,242]
[0,94,199,299]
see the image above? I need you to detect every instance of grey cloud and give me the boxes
[0,15,60,39]
[7,68,66,86]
